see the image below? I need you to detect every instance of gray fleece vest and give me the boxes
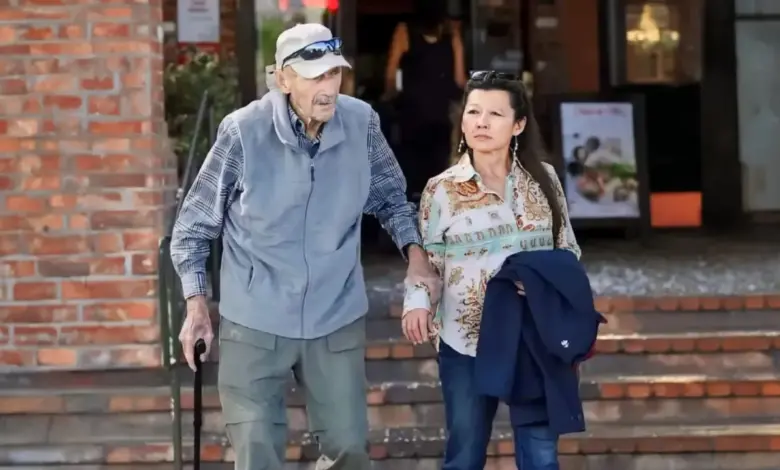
[219,90,373,339]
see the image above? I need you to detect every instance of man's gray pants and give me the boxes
[218,316,370,470]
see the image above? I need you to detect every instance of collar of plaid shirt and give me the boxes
[287,99,325,157]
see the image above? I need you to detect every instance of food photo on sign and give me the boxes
[559,102,640,220]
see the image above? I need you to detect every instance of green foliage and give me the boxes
[259,15,286,69]
[164,49,239,166]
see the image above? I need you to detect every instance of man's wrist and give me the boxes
[405,243,426,261]
[186,295,208,311]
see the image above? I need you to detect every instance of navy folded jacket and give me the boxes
[475,249,605,435]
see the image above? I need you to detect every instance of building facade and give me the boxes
[0,0,175,369]
[0,0,777,371]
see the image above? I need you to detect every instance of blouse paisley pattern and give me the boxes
[403,154,581,357]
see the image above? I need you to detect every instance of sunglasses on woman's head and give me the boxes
[469,70,519,82]
[282,38,343,67]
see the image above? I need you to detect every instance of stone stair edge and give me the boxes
[0,460,777,470]
[3,423,780,465]
[206,295,780,317]
[3,345,780,392]
[2,373,780,416]
[2,325,778,389]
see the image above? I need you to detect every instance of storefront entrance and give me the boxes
[234,0,533,250]
[234,0,749,241]
[601,0,704,196]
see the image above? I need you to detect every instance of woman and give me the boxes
[384,0,467,199]
[402,71,580,469]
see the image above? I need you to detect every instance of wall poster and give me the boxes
[559,102,641,220]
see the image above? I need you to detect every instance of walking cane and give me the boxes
[193,339,207,470]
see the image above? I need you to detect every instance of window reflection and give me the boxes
[623,0,701,84]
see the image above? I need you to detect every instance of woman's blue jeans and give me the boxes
[438,341,560,470]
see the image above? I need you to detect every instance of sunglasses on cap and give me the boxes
[469,70,519,81]
[281,38,343,67]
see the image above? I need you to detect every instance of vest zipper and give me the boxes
[300,161,315,336]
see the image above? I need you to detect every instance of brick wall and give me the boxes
[0,0,176,370]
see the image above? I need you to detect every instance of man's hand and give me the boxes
[405,244,442,305]
[178,295,214,371]
[402,308,434,344]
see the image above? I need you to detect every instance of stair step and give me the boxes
[2,330,776,396]
[201,308,780,363]
[2,307,778,469]
[366,309,780,340]
[164,330,780,370]
[366,350,780,383]
[4,373,780,423]
[5,396,780,447]
[363,331,780,358]
[2,423,779,466]
[2,456,779,470]
[0,456,778,470]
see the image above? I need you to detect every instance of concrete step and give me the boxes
[2,423,779,467]
[4,327,777,391]
[2,455,780,470]
[363,330,780,357]
[0,384,780,445]
[366,335,780,383]
[3,306,779,469]
[226,292,780,324]
[195,308,780,364]
[4,368,780,425]
[2,457,780,470]
[176,329,780,371]
[366,308,780,341]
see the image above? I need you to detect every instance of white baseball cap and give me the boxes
[274,23,351,79]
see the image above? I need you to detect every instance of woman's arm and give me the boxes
[544,164,582,259]
[403,179,448,314]
[384,22,409,96]
[450,21,467,89]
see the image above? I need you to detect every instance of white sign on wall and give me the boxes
[177,0,220,43]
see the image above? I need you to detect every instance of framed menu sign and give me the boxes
[549,93,651,234]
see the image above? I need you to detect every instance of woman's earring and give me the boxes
[512,136,519,159]
[458,135,466,154]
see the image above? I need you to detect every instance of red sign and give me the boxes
[278,0,339,11]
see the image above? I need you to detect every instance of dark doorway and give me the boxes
[600,0,704,194]
[356,0,474,253]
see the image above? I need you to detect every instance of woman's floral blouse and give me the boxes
[403,154,581,356]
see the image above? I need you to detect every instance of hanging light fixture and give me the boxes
[626,3,680,50]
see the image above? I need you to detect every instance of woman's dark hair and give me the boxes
[413,0,447,35]
[460,76,565,244]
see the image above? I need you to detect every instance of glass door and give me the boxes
[609,0,703,86]
[604,0,704,194]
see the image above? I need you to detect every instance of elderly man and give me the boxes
[171,23,439,470]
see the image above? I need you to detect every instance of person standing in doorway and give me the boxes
[384,0,468,201]
[171,23,440,470]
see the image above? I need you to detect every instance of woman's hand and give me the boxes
[516,281,526,296]
[402,308,434,345]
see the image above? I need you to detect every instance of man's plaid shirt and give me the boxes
[170,101,422,299]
